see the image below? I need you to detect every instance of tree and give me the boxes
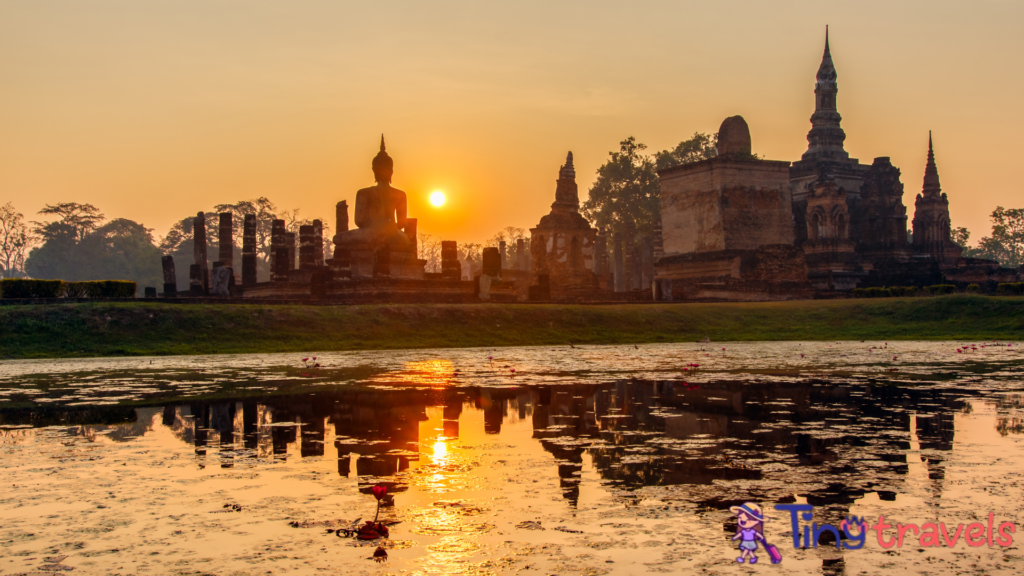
[0,202,32,278]
[25,206,163,293]
[968,206,1024,268]
[951,226,971,249]
[34,202,105,243]
[654,132,718,171]
[582,133,719,241]
[418,233,441,273]
[581,137,660,238]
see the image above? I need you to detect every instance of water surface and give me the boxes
[1,341,1022,575]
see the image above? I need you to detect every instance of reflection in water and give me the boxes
[3,354,1024,574]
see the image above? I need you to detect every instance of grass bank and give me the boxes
[0,296,1021,359]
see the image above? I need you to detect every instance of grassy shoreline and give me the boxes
[0,295,1021,359]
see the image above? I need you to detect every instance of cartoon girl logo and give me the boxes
[730,502,782,564]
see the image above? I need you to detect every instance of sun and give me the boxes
[429,191,446,207]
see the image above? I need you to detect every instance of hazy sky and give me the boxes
[1,1,1021,245]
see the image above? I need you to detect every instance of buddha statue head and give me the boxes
[372,135,394,184]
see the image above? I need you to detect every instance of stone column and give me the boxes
[516,239,526,271]
[441,241,460,280]
[623,222,637,291]
[273,248,289,282]
[189,263,202,295]
[242,214,257,286]
[641,235,654,290]
[218,212,233,271]
[270,219,286,279]
[499,241,507,271]
[161,255,177,296]
[594,230,607,276]
[285,232,296,271]
[194,212,208,294]
[613,233,625,292]
[312,219,324,267]
[482,247,501,278]
[336,201,349,233]
[630,243,642,291]
[299,225,316,270]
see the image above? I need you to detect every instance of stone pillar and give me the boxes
[613,233,625,292]
[285,232,296,271]
[218,212,233,271]
[193,212,208,294]
[499,241,507,271]
[482,247,501,278]
[516,239,526,271]
[478,273,491,301]
[273,248,289,282]
[271,219,286,258]
[441,241,460,280]
[189,264,202,295]
[641,236,654,290]
[299,225,316,270]
[161,255,177,297]
[622,241,638,289]
[242,214,257,286]
[336,201,349,233]
[594,230,608,276]
[624,222,637,291]
[312,219,324,267]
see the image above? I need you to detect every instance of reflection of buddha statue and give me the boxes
[333,136,412,252]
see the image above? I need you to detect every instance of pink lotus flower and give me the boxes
[510,368,515,373]
[302,357,309,362]
[371,485,387,501]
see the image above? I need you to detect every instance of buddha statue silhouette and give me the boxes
[333,135,413,252]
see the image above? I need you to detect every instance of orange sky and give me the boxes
[1,1,1021,246]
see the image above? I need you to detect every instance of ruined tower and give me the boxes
[529,152,599,298]
[912,133,962,265]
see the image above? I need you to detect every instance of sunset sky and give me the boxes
[1,1,1021,246]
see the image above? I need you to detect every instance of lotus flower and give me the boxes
[372,485,388,501]
[301,357,309,362]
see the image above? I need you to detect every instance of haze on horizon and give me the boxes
[0,0,1021,245]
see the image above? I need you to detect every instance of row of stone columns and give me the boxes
[591,227,660,293]
[161,211,329,296]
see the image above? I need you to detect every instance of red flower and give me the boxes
[372,485,388,500]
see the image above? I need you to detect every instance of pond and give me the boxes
[1,341,1022,575]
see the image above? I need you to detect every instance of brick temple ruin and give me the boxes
[156,29,1020,303]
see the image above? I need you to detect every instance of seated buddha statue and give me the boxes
[333,136,413,252]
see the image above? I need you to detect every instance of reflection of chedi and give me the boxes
[334,136,412,251]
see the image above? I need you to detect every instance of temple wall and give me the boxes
[660,159,794,256]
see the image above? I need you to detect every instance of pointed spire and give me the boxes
[560,151,576,180]
[922,131,942,198]
[380,134,386,152]
[800,26,848,162]
[816,26,837,85]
